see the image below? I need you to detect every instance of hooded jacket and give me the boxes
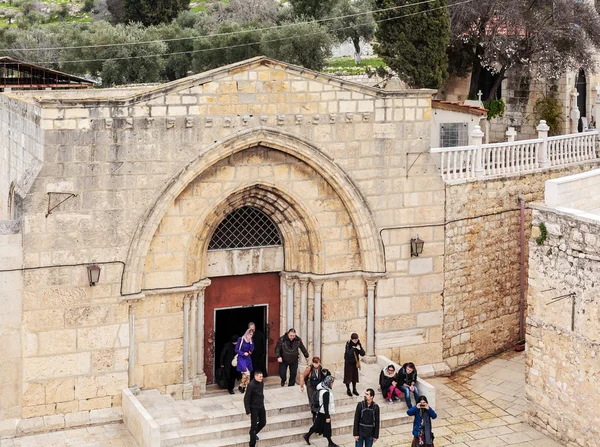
[378,366,397,398]
[316,381,335,416]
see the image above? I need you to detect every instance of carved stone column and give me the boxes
[364,280,378,363]
[286,276,296,331]
[190,295,197,397]
[194,285,208,397]
[299,278,309,343]
[182,294,193,400]
[312,281,324,359]
[128,302,140,394]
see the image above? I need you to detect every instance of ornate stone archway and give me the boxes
[122,127,385,295]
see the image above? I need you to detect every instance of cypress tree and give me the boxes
[374,0,449,89]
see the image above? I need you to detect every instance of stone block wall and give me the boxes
[0,96,44,220]
[442,162,600,370]
[18,262,126,432]
[0,58,447,426]
[526,208,600,447]
[0,231,22,425]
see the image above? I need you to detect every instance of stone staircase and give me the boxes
[134,364,415,447]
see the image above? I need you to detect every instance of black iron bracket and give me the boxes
[46,192,78,218]
[406,152,425,178]
[545,291,577,331]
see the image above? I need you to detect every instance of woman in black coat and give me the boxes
[343,333,365,396]
[219,335,240,394]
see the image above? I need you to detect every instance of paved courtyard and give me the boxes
[0,350,561,447]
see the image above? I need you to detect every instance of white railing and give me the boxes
[548,132,598,166]
[431,121,599,181]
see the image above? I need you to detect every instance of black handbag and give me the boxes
[215,366,228,389]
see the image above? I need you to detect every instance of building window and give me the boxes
[208,206,282,250]
[440,123,469,148]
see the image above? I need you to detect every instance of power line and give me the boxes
[31,1,471,65]
[1,0,448,52]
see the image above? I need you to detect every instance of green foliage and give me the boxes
[82,0,96,14]
[329,0,375,61]
[534,95,563,136]
[288,0,339,20]
[261,20,333,71]
[323,57,385,74]
[192,22,262,73]
[374,0,449,89]
[483,98,505,121]
[536,223,547,246]
[123,0,188,26]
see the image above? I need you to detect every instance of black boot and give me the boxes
[352,386,359,396]
[346,385,352,397]
[303,433,311,445]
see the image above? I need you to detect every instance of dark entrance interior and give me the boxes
[214,305,267,379]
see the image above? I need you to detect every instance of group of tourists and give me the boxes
[220,327,437,447]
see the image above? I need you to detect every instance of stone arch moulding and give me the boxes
[185,182,324,283]
[122,126,385,295]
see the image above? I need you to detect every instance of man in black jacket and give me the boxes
[274,328,309,387]
[397,362,420,409]
[244,370,266,447]
[353,388,380,446]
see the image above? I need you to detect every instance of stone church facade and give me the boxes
[0,57,597,436]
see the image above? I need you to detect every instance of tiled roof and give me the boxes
[432,99,488,117]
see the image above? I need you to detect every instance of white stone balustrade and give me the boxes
[431,121,599,182]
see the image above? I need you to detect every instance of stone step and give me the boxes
[154,391,360,432]
[204,376,282,396]
[161,401,405,445]
[170,411,410,447]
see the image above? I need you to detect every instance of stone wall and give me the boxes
[0,230,22,429]
[0,58,447,427]
[442,162,600,370]
[526,208,600,447]
[0,96,44,220]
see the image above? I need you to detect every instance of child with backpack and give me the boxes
[353,388,380,447]
[300,357,325,421]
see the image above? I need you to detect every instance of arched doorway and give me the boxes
[203,206,284,382]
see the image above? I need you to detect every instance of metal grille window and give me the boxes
[208,206,282,250]
[440,123,468,148]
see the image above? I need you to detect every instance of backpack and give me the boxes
[308,365,323,387]
[359,401,376,430]
[311,389,323,413]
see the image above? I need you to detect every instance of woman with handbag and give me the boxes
[343,333,365,397]
[219,335,240,394]
[235,328,254,393]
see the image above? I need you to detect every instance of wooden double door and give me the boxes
[204,273,280,383]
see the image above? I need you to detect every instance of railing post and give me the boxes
[537,120,550,169]
[470,125,485,177]
[506,126,517,142]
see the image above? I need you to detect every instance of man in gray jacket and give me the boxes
[274,328,309,387]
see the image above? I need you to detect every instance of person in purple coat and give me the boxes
[236,328,254,393]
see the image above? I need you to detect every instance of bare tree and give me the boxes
[449,0,600,100]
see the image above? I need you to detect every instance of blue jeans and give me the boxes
[355,436,374,447]
[399,385,420,407]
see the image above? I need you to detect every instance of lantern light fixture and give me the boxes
[410,235,425,257]
[87,264,101,286]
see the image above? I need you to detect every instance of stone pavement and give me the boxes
[1,351,562,447]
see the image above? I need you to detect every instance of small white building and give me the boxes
[430,99,488,148]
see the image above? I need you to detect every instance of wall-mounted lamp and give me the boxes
[87,264,101,286]
[410,235,425,257]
